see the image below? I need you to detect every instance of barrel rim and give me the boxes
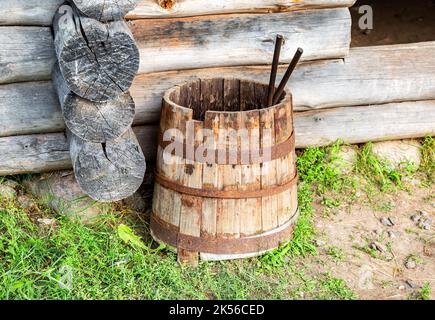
[163,77,293,121]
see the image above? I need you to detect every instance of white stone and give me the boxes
[371,140,422,169]
[0,184,17,200]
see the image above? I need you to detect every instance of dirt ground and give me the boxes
[306,185,434,300]
[350,0,435,47]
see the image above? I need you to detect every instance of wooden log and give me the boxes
[130,41,435,123]
[0,8,349,85]
[0,125,157,176]
[130,8,351,74]
[0,27,55,84]
[294,101,435,148]
[53,5,139,102]
[130,0,357,19]
[0,0,356,26]
[53,64,135,143]
[68,128,146,202]
[2,42,435,136]
[71,0,141,21]
[0,0,64,26]
[0,81,64,136]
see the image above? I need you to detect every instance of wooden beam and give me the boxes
[0,27,55,84]
[294,101,435,148]
[0,8,350,84]
[2,42,435,137]
[0,81,64,136]
[0,0,356,26]
[130,41,435,122]
[129,0,356,19]
[0,126,158,176]
[1,101,434,176]
[0,0,63,26]
[130,8,351,73]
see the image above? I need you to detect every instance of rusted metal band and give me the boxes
[158,130,295,165]
[155,171,298,199]
[150,208,299,254]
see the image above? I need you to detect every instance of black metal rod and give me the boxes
[267,34,284,107]
[273,47,303,105]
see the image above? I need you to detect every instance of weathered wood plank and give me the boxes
[0,27,55,84]
[294,101,435,148]
[2,42,435,136]
[129,8,351,73]
[0,81,64,136]
[0,8,349,84]
[260,107,278,232]
[0,0,356,26]
[0,125,157,176]
[178,121,203,265]
[130,0,356,19]
[0,0,64,26]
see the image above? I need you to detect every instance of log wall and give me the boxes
[1,100,434,176]
[2,43,435,137]
[0,8,351,85]
[0,0,433,177]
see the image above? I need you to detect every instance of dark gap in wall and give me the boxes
[351,0,435,47]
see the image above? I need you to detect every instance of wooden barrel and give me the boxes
[151,78,298,265]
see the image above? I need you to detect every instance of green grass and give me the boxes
[355,142,403,192]
[13,139,432,300]
[326,246,345,262]
[0,144,358,300]
[0,187,355,300]
[419,283,432,301]
[420,136,435,183]
[3,137,433,300]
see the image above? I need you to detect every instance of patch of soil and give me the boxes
[305,185,434,300]
[351,0,435,47]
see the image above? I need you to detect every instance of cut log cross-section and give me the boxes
[53,4,139,102]
[68,128,146,202]
[71,0,141,21]
[52,63,135,143]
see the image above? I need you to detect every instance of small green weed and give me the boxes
[326,246,345,262]
[420,136,435,182]
[419,283,432,300]
[355,142,403,191]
